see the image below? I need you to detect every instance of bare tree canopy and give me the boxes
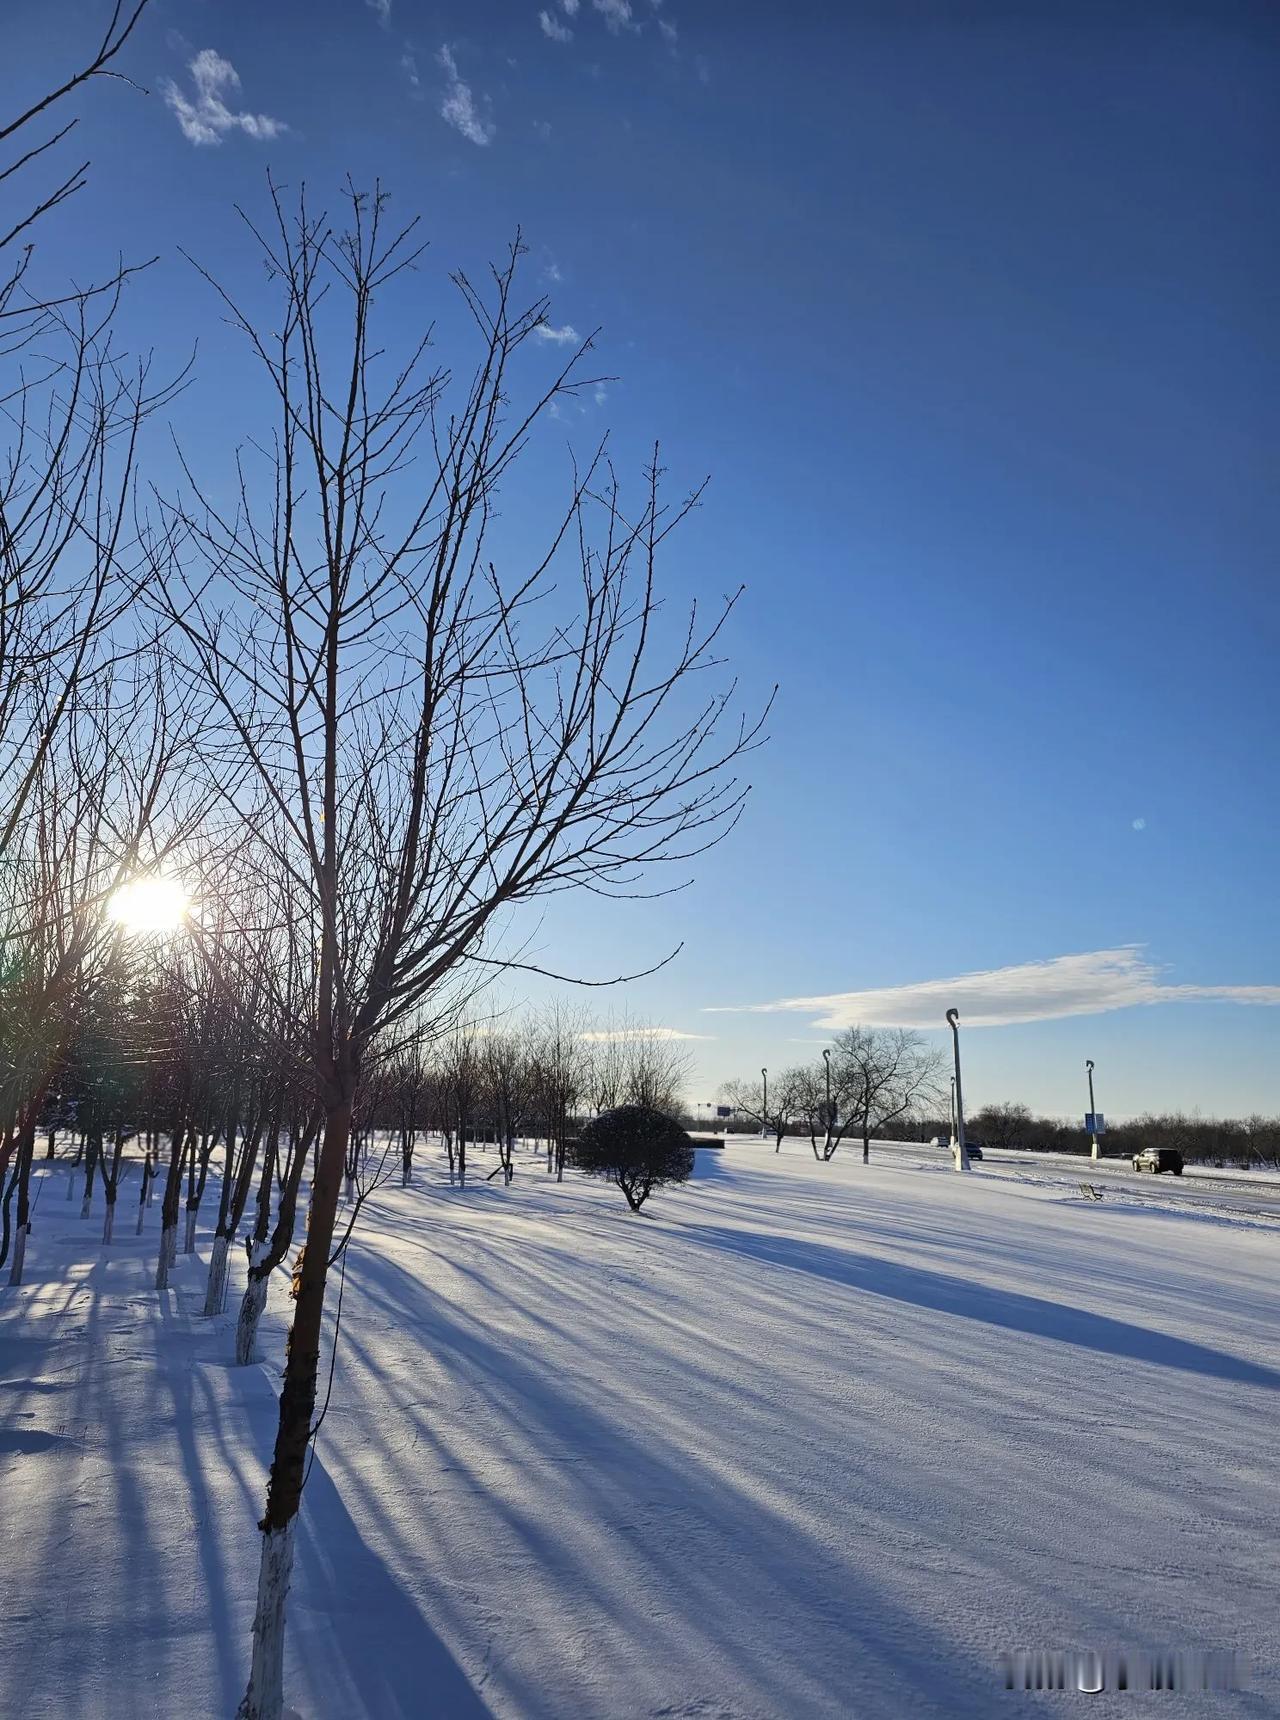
[148,179,768,1717]
[1,0,151,313]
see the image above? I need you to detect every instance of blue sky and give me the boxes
[9,0,1278,1117]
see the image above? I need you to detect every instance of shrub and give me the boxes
[569,1104,695,1212]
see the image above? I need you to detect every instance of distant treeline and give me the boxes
[888,1104,1280,1167]
[705,1104,1280,1168]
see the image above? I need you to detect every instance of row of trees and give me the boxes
[720,1027,943,1162]
[715,1049,1280,1168]
[1,12,765,1717]
[12,954,694,1346]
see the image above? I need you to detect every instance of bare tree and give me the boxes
[533,1003,591,1181]
[1,4,181,865]
[622,1025,692,1115]
[720,1065,805,1150]
[968,1101,1032,1153]
[785,1057,858,1162]
[582,1017,691,1127]
[388,1035,432,1187]
[153,180,768,1720]
[0,656,198,1283]
[1,0,151,311]
[481,1029,530,1185]
[832,1027,943,1163]
[584,1019,628,1116]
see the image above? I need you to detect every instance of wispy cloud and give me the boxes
[534,320,580,344]
[437,44,495,146]
[539,8,573,41]
[592,0,636,31]
[658,17,678,45]
[366,0,392,26]
[580,1026,712,1042]
[163,49,286,147]
[707,948,1280,1031]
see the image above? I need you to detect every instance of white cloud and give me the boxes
[658,18,678,45]
[561,0,581,13]
[163,49,286,147]
[534,320,580,344]
[366,0,392,25]
[580,1026,712,1042]
[437,44,495,146]
[592,0,635,32]
[707,948,1280,1031]
[401,52,421,89]
[539,9,573,40]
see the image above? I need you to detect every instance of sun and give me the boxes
[108,875,190,936]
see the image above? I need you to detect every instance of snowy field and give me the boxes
[2,1140,1277,1719]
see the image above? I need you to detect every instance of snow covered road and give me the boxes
[2,1142,1277,1718]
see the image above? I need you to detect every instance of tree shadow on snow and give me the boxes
[679,1223,1280,1391]
[347,1250,992,1720]
[290,1452,492,1719]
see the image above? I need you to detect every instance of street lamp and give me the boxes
[822,1047,831,1144]
[949,1075,957,1148]
[761,1067,768,1140]
[946,1010,970,1172]
[1086,1059,1100,1162]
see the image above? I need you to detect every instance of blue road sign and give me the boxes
[1084,1113,1106,1134]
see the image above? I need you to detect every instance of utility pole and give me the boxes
[761,1067,768,1140]
[946,1010,970,1172]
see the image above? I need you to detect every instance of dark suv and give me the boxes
[1132,1146,1183,1176]
[937,1137,983,1161]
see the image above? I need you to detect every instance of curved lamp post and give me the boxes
[1086,1059,1099,1161]
[822,1047,832,1150]
[946,1009,970,1172]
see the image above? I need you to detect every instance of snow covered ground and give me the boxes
[2,1139,1277,1718]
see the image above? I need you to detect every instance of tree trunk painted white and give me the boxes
[184,1208,198,1253]
[155,1223,178,1290]
[236,1520,295,1720]
[8,1225,27,1286]
[235,1241,270,1364]
[102,1202,115,1245]
[344,1172,355,1201]
[204,1232,231,1317]
[79,1181,92,1219]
